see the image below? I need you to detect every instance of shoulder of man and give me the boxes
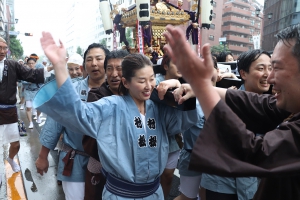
[5,59,18,65]
[87,82,113,102]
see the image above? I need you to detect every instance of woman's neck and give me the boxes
[131,95,145,114]
[164,74,172,80]
[165,74,179,81]
[88,77,105,89]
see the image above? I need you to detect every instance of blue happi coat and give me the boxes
[33,78,197,199]
[155,74,180,153]
[178,100,205,176]
[22,81,43,101]
[39,77,89,182]
[201,84,258,200]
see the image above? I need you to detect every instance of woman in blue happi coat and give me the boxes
[34,32,198,199]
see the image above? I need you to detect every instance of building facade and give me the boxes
[0,0,16,43]
[0,0,7,32]
[6,0,14,23]
[64,0,137,54]
[221,0,263,58]
[65,0,112,55]
[262,0,300,52]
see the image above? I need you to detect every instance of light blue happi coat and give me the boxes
[201,84,258,200]
[178,100,205,177]
[155,74,180,153]
[33,78,197,199]
[22,81,43,101]
[39,77,90,182]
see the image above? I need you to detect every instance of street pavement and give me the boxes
[1,105,64,200]
[1,104,181,200]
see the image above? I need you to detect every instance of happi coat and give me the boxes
[34,78,197,199]
[189,89,300,200]
[0,60,45,125]
[40,77,90,182]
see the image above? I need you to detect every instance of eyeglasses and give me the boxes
[0,47,8,51]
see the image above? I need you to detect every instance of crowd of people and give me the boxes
[0,23,300,200]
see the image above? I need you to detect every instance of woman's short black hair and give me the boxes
[159,54,171,75]
[217,52,233,62]
[118,53,153,95]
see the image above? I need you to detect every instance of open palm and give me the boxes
[40,32,66,67]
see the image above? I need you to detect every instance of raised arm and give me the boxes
[33,79,114,139]
[16,64,45,83]
[40,32,69,88]
[156,79,181,100]
[172,83,227,105]
[163,26,219,119]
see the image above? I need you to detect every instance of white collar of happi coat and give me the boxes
[0,58,6,82]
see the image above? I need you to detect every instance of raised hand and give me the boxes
[40,32,66,67]
[40,32,69,87]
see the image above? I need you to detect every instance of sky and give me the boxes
[257,0,264,5]
[14,0,69,56]
[14,0,265,57]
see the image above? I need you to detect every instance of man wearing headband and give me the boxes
[0,37,51,173]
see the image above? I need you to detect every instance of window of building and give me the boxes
[209,35,214,41]
[210,24,215,29]
[212,13,216,18]
[212,1,216,7]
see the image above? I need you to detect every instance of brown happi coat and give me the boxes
[0,60,44,125]
[189,89,300,200]
[82,82,113,200]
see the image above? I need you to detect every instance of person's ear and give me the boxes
[239,69,247,81]
[122,77,130,89]
[80,65,84,72]
[163,64,168,71]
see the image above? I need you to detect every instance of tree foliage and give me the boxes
[211,44,229,54]
[9,28,24,59]
[125,28,133,46]
[76,46,83,56]
[100,38,106,47]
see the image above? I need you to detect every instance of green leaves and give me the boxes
[211,44,229,54]
[9,36,24,59]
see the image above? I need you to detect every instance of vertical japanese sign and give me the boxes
[136,20,144,54]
